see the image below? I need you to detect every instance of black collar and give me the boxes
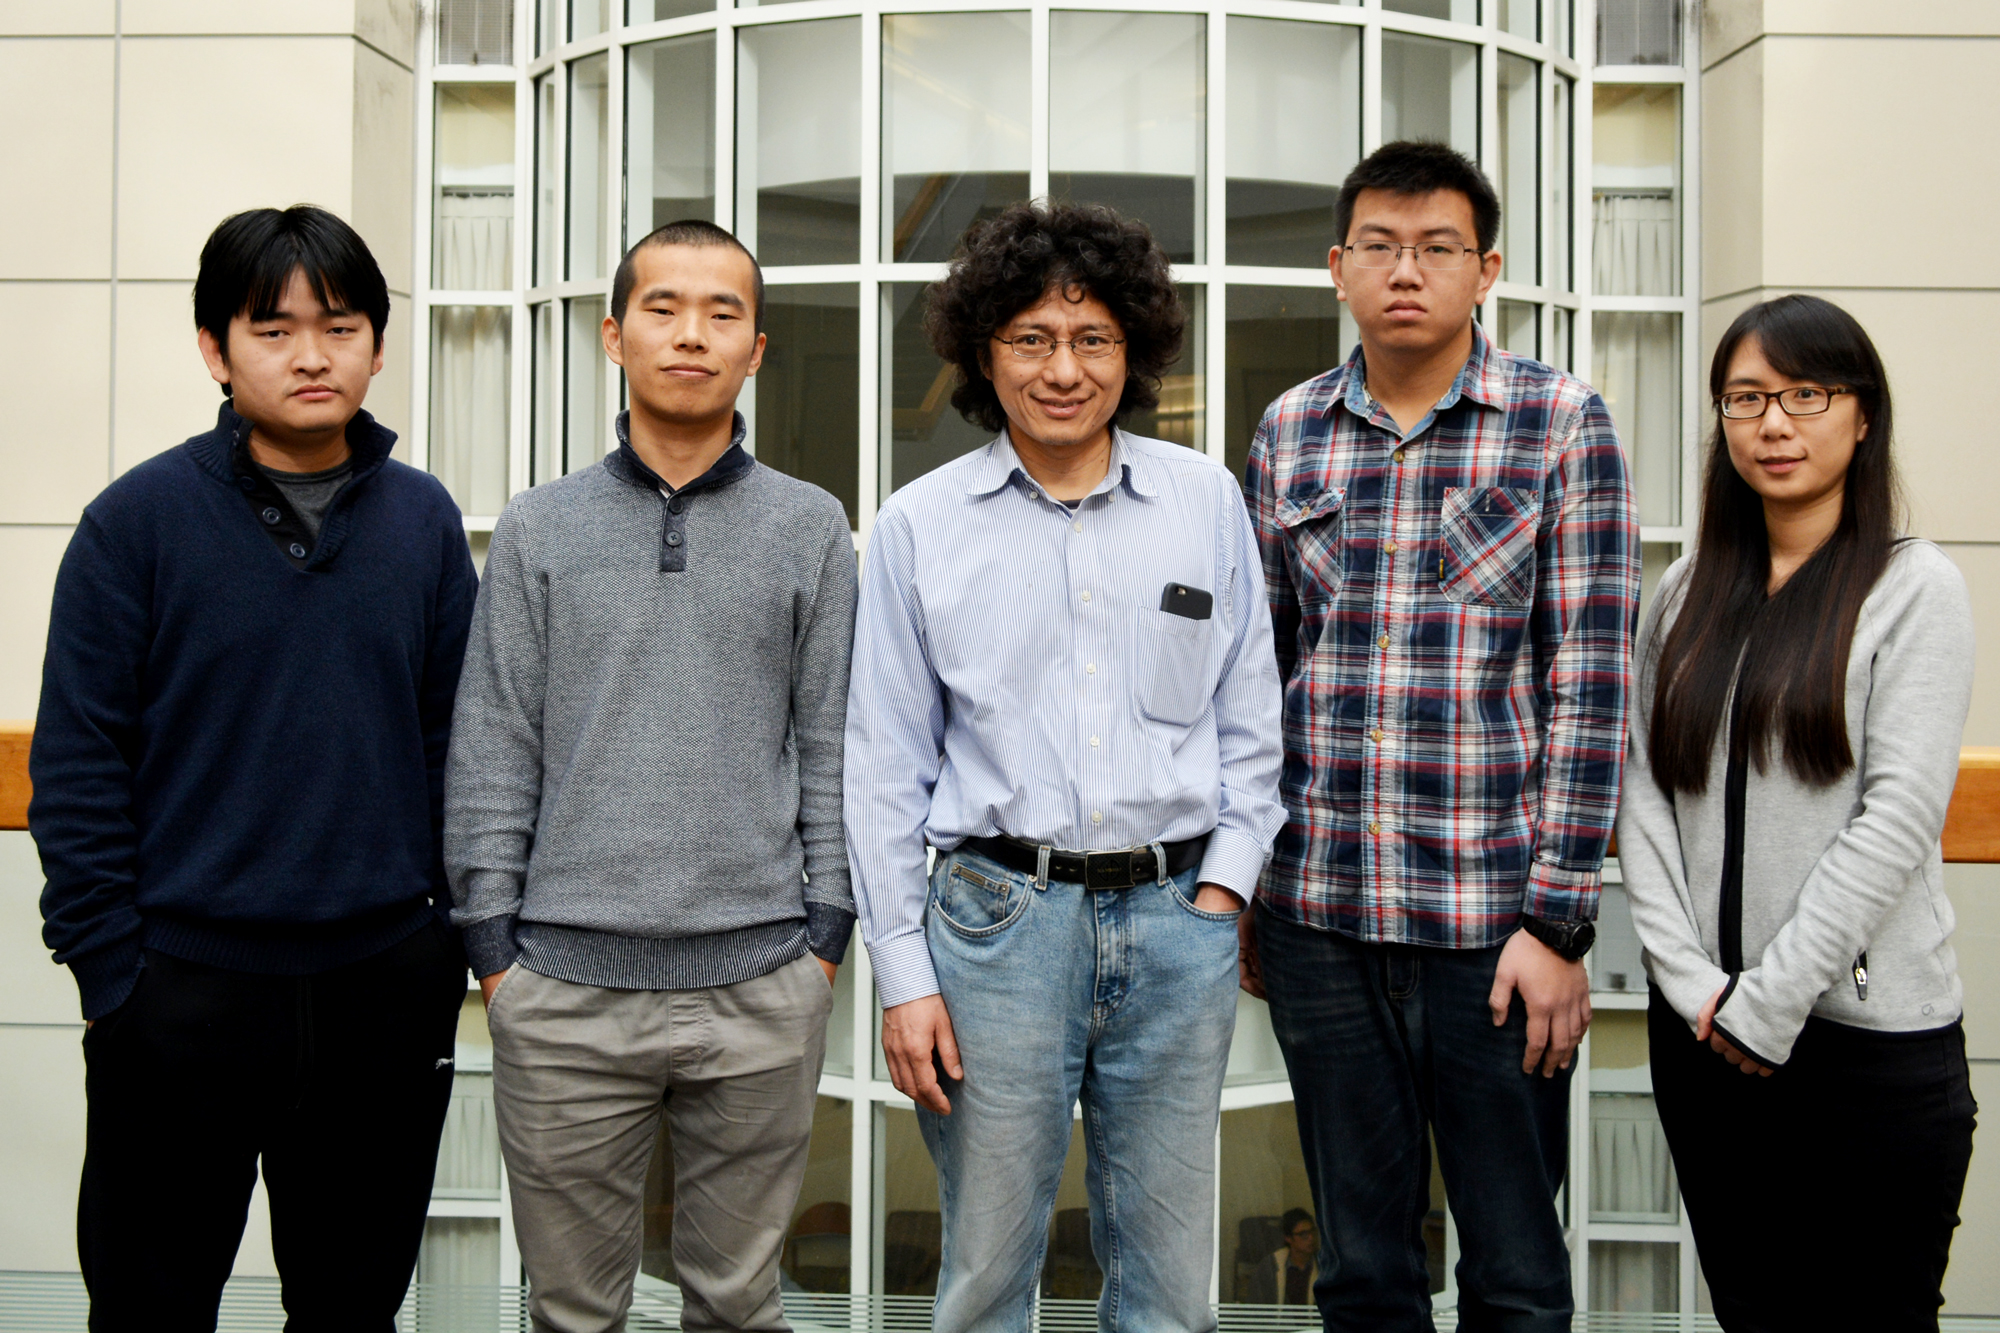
[604,410,755,498]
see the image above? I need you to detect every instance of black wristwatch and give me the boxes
[1519,915,1595,962]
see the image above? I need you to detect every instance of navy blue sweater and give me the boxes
[31,402,478,1019]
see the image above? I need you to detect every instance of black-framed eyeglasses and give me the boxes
[1716,385,1851,419]
[1342,241,1482,270]
[993,332,1126,360]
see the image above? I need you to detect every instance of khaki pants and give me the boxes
[488,953,833,1333]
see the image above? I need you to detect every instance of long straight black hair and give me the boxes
[1648,294,1900,793]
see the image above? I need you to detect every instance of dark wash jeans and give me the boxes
[1257,905,1574,1333]
[1648,987,1976,1332]
[78,916,465,1333]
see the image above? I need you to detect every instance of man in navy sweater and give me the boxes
[30,206,478,1330]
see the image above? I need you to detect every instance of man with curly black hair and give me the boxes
[845,200,1286,1332]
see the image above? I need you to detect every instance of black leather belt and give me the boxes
[958,834,1209,891]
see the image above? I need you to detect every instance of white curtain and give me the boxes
[435,189,513,291]
[1592,193,1678,297]
[1592,310,1680,527]
[1589,1241,1679,1314]
[431,192,513,517]
[1590,1094,1677,1220]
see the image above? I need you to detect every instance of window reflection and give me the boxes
[1384,0,1475,22]
[883,13,1031,263]
[568,53,610,280]
[565,295,608,468]
[739,20,862,265]
[1495,299,1538,359]
[1592,310,1679,525]
[1554,76,1574,291]
[887,283,992,494]
[627,33,716,239]
[629,0,712,18]
[1042,1123,1099,1299]
[1593,85,1680,297]
[435,85,515,291]
[1496,54,1538,285]
[534,74,557,286]
[877,1106,942,1295]
[1226,18,1357,268]
[756,284,860,526]
[1049,12,1204,264]
[1219,1103,1314,1304]
[532,302,558,482]
[1225,285,1354,480]
[1498,0,1538,38]
[1381,33,1478,160]
[571,0,613,40]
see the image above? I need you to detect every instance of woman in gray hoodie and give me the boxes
[1617,294,1975,1331]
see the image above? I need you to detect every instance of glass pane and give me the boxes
[565,295,608,468]
[437,0,513,65]
[785,1097,853,1292]
[1226,18,1358,268]
[1225,284,1355,481]
[1591,1101,1678,1221]
[1593,84,1680,296]
[1123,284,1203,450]
[570,0,612,39]
[1592,881,1643,995]
[416,1216,500,1286]
[432,1067,502,1198]
[878,1106,942,1295]
[430,307,513,516]
[435,85,515,291]
[1553,75,1573,291]
[534,74,557,286]
[823,961,855,1077]
[1498,0,1537,38]
[1556,0,1573,55]
[1219,1103,1314,1305]
[1043,1121,1100,1298]
[1590,1241,1679,1312]
[1496,54,1537,284]
[887,282,993,494]
[756,284,859,526]
[1493,300,1537,359]
[1225,993,1288,1086]
[738,19,862,265]
[1049,12,1203,264]
[568,53,611,280]
[538,0,560,56]
[630,0,712,18]
[1598,0,1682,66]
[1380,34,1477,159]
[628,32,717,243]
[1384,0,1475,22]
[1551,304,1572,371]
[532,302,559,482]
[1592,310,1679,525]
[883,13,1031,263]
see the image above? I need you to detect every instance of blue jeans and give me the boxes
[1256,905,1573,1333]
[920,847,1240,1333]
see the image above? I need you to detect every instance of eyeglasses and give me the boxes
[1342,241,1482,270]
[1288,1226,1316,1240]
[993,332,1126,360]
[1715,386,1851,419]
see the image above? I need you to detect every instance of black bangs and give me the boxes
[194,205,390,360]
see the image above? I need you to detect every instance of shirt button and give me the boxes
[668,497,685,514]
[1086,663,1096,675]
[1089,736,1100,748]
[1385,540,1398,554]
[666,531,683,547]
[261,507,281,525]
[238,477,256,492]
[1072,521,1083,534]
[1368,820,1382,835]
[1091,811,1103,824]
[1393,449,1406,463]
[1080,590,1091,602]
[1378,633,1390,650]
[1371,728,1385,743]
[288,543,307,559]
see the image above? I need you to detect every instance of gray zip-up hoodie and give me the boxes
[1616,541,1974,1067]
[444,415,857,989]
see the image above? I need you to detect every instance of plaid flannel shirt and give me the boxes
[1245,325,1639,948]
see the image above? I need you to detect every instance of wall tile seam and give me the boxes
[101,31,413,74]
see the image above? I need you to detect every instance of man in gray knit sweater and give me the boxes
[444,221,857,1333]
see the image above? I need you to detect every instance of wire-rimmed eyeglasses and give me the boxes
[993,332,1126,360]
[1716,386,1852,419]
[1341,241,1482,270]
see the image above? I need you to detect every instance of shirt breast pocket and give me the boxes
[1439,486,1538,609]
[1138,605,1214,727]
[1277,487,1347,606]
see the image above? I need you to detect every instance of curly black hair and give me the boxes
[924,201,1186,434]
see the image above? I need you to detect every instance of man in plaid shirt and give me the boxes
[1241,142,1639,1330]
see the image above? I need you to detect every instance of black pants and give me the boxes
[78,918,465,1332]
[1648,987,1976,1332]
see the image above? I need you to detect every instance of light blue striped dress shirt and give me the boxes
[845,428,1287,1008]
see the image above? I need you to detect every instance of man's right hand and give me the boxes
[881,994,963,1115]
[479,969,508,1008]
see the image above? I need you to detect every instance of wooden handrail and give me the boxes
[2,725,1999,862]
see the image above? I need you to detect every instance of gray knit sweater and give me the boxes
[444,419,857,988]
[1616,541,1974,1066]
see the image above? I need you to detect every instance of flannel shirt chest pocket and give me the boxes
[1277,487,1347,606]
[1438,486,1538,608]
